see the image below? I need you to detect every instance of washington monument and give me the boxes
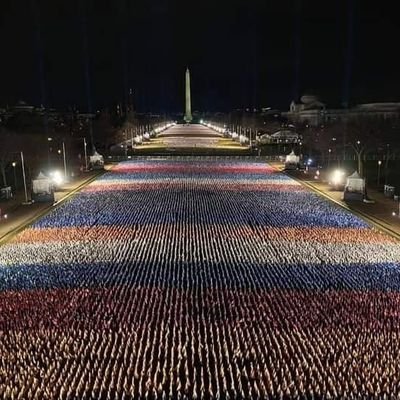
[184,67,193,123]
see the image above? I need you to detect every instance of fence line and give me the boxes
[105,154,400,164]
[105,155,285,162]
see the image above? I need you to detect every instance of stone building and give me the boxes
[283,95,400,127]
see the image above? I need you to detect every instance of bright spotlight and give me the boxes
[330,169,345,187]
[49,170,64,186]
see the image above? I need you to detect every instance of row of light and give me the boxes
[224,129,250,145]
[200,120,225,134]
[153,122,175,134]
[201,121,250,145]
[132,122,175,145]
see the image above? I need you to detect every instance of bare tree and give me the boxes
[321,117,399,177]
[0,127,18,187]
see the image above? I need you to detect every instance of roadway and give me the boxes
[0,169,106,245]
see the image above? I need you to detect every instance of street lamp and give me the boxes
[12,161,17,191]
[20,151,29,204]
[384,144,390,186]
[328,148,332,170]
[62,141,67,180]
[83,137,88,171]
[47,137,53,169]
[377,160,382,186]
[352,140,363,176]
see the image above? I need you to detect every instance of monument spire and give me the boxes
[184,67,193,123]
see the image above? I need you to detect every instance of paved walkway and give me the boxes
[158,124,221,148]
[111,125,247,155]
[0,169,106,244]
[156,124,244,151]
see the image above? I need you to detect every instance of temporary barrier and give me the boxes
[384,185,395,198]
[0,186,12,201]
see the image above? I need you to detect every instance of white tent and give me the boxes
[32,172,53,195]
[239,135,249,144]
[32,171,54,202]
[345,171,365,193]
[285,151,300,170]
[343,171,365,201]
[89,151,104,169]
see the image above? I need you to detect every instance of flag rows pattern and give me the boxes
[1,160,400,399]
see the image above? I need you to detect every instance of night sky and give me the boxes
[0,0,399,113]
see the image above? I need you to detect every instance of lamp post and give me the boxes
[62,141,67,180]
[12,161,17,191]
[377,160,382,186]
[332,137,337,167]
[384,144,390,186]
[20,151,29,204]
[352,139,363,176]
[83,137,88,171]
[328,148,332,170]
[393,198,400,218]
[47,137,53,170]
[123,131,128,159]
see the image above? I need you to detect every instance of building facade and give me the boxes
[283,95,400,127]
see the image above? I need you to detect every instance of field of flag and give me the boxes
[1,159,400,399]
